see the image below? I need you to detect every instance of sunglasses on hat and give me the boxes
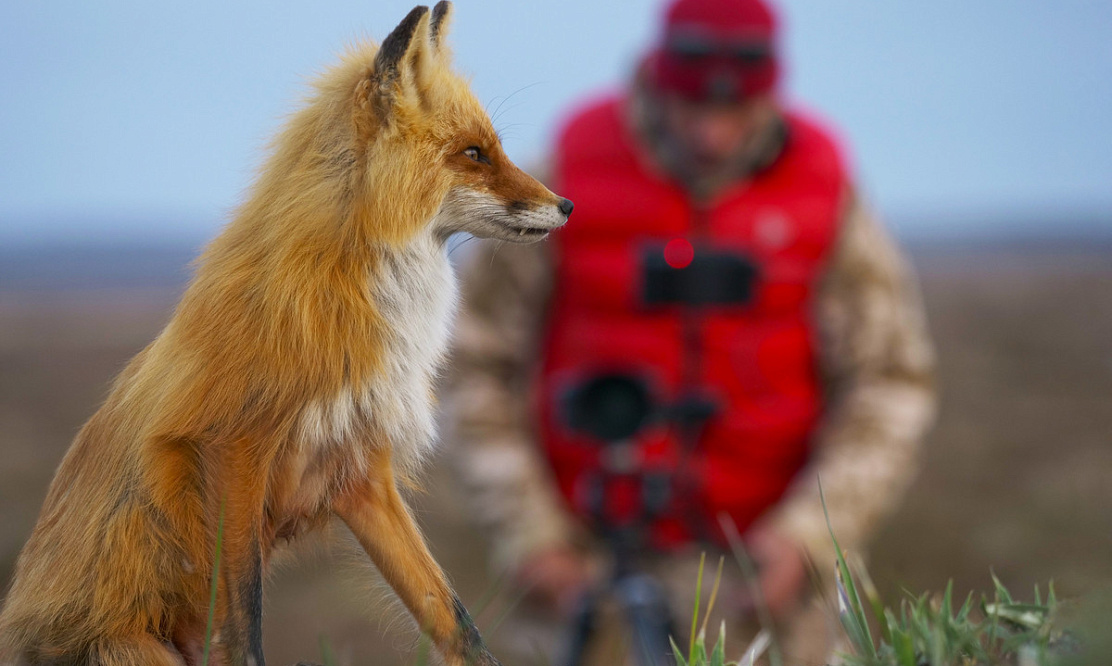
[665,28,772,62]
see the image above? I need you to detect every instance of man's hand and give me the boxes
[513,546,593,615]
[734,527,809,620]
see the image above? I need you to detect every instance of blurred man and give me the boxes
[448,0,935,662]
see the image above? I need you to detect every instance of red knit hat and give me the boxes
[648,0,780,101]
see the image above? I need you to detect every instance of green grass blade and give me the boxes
[670,636,690,666]
[487,580,535,637]
[928,620,946,666]
[689,551,706,661]
[820,480,875,658]
[710,621,726,666]
[956,590,975,623]
[201,499,226,666]
[985,587,1000,653]
[699,556,725,639]
[990,570,1014,604]
[885,610,916,666]
[318,635,337,666]
[850,553,890,646]
[692,631,708,666]
[471,569,510,620]
[834,565,872,656]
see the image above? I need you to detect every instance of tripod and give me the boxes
[558,529,677,666]
[556,387,720,666]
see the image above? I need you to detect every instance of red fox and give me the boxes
[0,4,571,665]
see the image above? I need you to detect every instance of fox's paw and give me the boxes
[457,645,502,666]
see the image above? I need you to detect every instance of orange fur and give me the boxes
[0,4,568,665]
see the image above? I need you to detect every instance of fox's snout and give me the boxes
[492,192,573,243]
[435,184,572,244]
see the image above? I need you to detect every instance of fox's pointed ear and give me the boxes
[374,5,430,84]
[430,1,453,56]
[364,5,434,122]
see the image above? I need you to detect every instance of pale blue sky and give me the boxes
[1,1,1110,244]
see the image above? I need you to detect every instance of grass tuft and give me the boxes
[667,485,1096,666]
[822,484,1079,666]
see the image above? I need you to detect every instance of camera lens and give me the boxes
[565,374,653,442]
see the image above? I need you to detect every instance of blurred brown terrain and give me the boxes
[1,239,1111,664]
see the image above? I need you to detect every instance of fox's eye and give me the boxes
[463,146,490,164]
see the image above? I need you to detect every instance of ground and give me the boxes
[1,241,1110,665]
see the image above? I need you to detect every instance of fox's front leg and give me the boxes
[212,446,271,666]
[332,449,499,666]
[155,438,269,666]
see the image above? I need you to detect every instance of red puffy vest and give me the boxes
[537,95,848,549]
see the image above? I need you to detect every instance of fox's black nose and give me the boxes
[558,198,574,217]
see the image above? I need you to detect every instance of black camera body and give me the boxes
[641,242,758,307]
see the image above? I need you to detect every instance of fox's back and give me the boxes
[0,355,193,658]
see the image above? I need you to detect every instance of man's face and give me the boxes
[659,93,777,175]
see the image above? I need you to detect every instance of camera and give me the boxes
[642,242,758,307]
[563,373,654,443]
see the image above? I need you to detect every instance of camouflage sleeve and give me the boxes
[444,239,580,575]
[761,191,937,574]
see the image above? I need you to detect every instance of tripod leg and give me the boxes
[616,574,678,666]
[559,589,601,666]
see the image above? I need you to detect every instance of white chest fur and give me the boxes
[296,232,458,472]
